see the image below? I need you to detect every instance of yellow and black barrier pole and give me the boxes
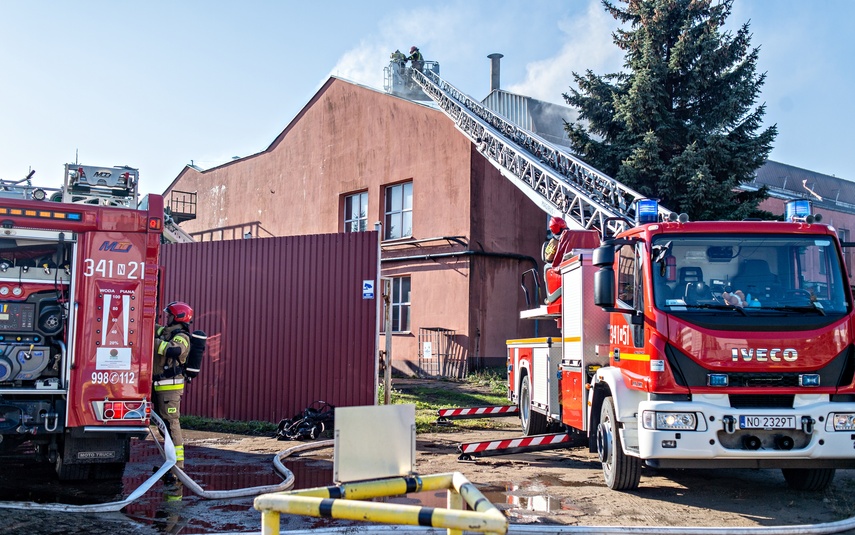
[254,471,507,535]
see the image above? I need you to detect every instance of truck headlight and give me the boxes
[642,411,698,430]
[832,413,855,431]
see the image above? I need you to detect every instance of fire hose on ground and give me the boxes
[2,417,855,535]
[0,412,333,512]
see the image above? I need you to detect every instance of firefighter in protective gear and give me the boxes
[153,301,193,485]
[390,49,406,70]
[543,216,567,264]
[407,46,424,72]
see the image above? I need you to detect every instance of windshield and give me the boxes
[651,234,850,315]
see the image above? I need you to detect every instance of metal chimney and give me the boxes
[488,53,503,92]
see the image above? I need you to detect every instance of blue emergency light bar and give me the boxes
[636,199,659,225]
[785,199,812,222]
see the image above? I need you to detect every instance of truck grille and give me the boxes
[729,394,794,409]
[726,373,800,388]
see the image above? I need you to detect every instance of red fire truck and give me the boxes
[0,164,164,480]
[508,199,855,491]
[404,65,855,492]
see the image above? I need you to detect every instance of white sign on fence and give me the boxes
[362,280,374,299]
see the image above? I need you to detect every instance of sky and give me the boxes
[1,1,853,197]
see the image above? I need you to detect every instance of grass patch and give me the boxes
[382,374,512,434]
[181,372,514,436]
[181,415,277,437]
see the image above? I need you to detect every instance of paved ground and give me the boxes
[2,378,855,533]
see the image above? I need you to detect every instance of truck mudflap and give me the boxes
[636,397,855,465]
[55,427,146,481]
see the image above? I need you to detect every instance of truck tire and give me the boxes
[597,396,640,490]
[520,376,548,436]
[781,468,835,491]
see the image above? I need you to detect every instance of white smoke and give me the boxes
[506,2,622,106]
[325,0,622,105]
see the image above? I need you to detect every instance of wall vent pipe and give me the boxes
[488,53,503,92]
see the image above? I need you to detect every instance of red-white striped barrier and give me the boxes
[457,433,573,460]
[436,405,519,421]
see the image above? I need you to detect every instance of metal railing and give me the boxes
[254,471,508,535]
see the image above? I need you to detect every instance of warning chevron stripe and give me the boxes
[459,433,571,456]
[437,406,519,418]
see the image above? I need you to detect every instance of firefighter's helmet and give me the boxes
[165,301,194,324]
[410,46,418,53]
[548,216,567,236]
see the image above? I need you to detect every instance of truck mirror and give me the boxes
[594,266,616,307]
[592,244,615,267]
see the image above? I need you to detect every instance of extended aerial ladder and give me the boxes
[408,69,673,236]
[162,210,195,243]
[404,65,675,460]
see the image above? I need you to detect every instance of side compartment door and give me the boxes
[66,232,152,428]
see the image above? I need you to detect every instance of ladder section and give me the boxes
[163,217,195,243]
[410,69,672,235]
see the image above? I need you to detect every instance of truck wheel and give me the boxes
[781,468,835,491]
[596,396,640,490]
[520,376,548,436]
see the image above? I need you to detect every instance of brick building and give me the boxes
[163,73,855,377]
[164,76,557,376]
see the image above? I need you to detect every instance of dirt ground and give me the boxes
[183,379,855,531]
[5,378,853,534]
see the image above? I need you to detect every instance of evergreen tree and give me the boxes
[564,0,777,221]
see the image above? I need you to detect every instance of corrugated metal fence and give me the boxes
[160,232,378,423]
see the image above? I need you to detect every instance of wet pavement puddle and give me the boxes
[0,438,572,533]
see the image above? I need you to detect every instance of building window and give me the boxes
[384,182,412,240]
[344,192,368,233]
[383,276,411,333]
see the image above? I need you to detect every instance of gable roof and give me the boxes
[749,160,855,213]
[163,76,436,194]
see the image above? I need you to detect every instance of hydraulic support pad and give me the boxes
[436,405,519,424]
[458,432,573,461]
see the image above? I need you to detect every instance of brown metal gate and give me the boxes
[160,231,378,422]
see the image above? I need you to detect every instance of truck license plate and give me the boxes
[739,415,796,429]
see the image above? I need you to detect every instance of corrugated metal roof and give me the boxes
[481,89,577,148]
[160,231,379,422]
[752,160,855,213]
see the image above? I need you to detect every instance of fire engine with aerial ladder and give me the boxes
[396,56,855,492]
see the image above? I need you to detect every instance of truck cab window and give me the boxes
[617,244,636,307]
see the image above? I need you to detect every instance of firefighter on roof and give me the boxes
[407,45,424,72]
[153,300,193,490]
